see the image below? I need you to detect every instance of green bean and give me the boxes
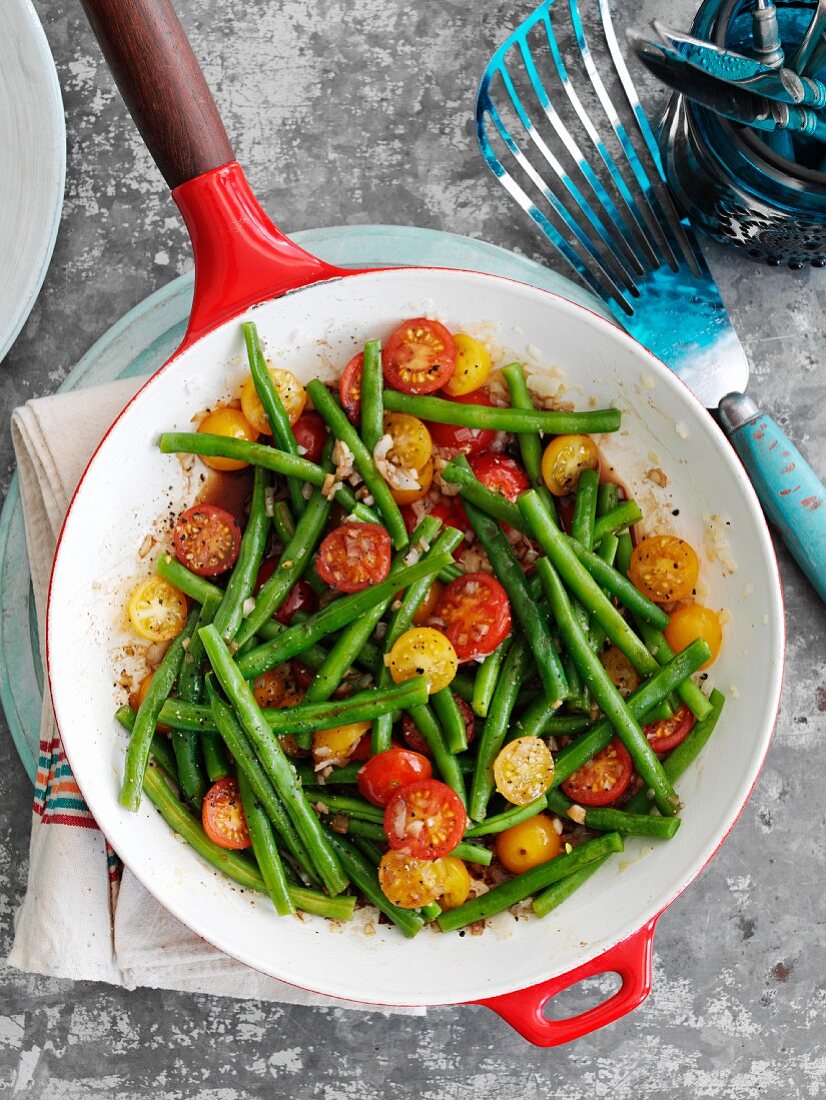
[360,339,384,453]
[421,902,442,922]
[545,789,681,838]
[242,321,306,518]
[158,432,379,524]
[431,688,468,754]
[200,625,349,896]
[295,761,361,786]
[470,637,533,821]
[212,465,269,642]
[561,650,590,715]
[451,670,475,705]
[156,554,223,605]
[169,592,220,807]
[119,608,199,811]
[596,480,619,518]
[463,498,568,705]
[509,696,566,741]
[536,557,679,818]
[571,468,599,549]
[587,482,621,655]
[501,362,558,518]
[440,459,527,533]
[518,491,659,678]
[207,683,319,882]
[624,689,725,814]
[353,837,384,866]
[304,790,385,823]
[439,561,464,584]
[383,390,622,435]
[566,539,670,628]
[405,705,467,805]
[256,620,346,673]
[201,732,231,782]
[641,700,674,724]
[238,769,295,916]
[304,520,443,751]
[472,638,511,718]
[141,754,354,920]
[463,798,548,837]
[324,817,386,840]
[324,829,425,938]
[371,522,463,752]
[551,638,711,788]
[271,501,296,544]
[306,380,408,550]
[532,856,610,918]
[148,726,178,779]
[236,553,452,679]
[323,818,492,865]
[437,833,624,932]
[633,619,713,722]
[235,487,331,646]
[592,500,643,544]
[155,677,428,736]
[615,531,633,576]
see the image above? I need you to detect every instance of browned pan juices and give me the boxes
[196,468,254,525]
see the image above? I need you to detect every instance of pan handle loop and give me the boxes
[474,916,659,1046]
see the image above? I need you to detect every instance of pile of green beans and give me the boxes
[114,334,725,938]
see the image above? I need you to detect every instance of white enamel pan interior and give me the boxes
[47,266,785,1008]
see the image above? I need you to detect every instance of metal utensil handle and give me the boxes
[719,395,826,602]
[79,0,234,189]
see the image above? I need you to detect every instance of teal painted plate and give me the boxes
[0,225,607,783]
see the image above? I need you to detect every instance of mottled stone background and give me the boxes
[1,0,825,1096]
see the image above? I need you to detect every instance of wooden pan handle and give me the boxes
[80,0,234,189]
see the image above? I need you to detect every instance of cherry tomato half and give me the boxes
[541,434,599,496]
[384,778,467,860]
[202,777,251,850]
[664,603,722,669]
[339,352,363,422]
[254,562,316,625]
[316,522,392,593]
[402,694,475,756]
[173,504,241,577]
[427,389,497,456]
[468,452,531,531]
[378,850,445,908]
[314,722,372,768]
[496,813,562,874]
[197,407,258,472]
[383,317,456,394]
[293,410,328,464]
[387,627,458,694]
[357,747,433,807]
[644,703,696,754]
[432,572,511,662]
[561,738,633,807]
[628,535,700,604]
[240,367,306,432]
[493,736,555,806]
[443,333,492,397]
[127,576,188,642]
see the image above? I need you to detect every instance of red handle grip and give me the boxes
[476,917,658,1046]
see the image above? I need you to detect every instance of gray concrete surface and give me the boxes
[1,0,825,1096]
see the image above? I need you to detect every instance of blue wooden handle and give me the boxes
[726,410,826,601]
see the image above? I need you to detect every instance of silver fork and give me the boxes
[476,0,826,600]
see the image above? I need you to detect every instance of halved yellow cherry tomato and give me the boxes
[391,457,434,506]
[496,813,562,874]
[312,721,371,767]
[493,736,555,806]
[412,579,443,627]
[378,850,445,908]
[541,434,599,496]
[387,627,458,694]
[443,333,492,396]
[197,406,259,471]
[664,603,722,668]
[438,856,471,910]
[382,412,432,469]
[127,576,187,641]
[628,535,700,603]
[600,645,641,698]
[240,367,306,433]
[253,665,303,710]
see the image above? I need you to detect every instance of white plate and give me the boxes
[0,0,65,363]
[47,268,784,1009]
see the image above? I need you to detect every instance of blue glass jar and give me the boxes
[660,0,826,267]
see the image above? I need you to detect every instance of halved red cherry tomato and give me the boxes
[402,694,475,756]
[432,572,512,662]
[644,703,696,754]
[357,747,433,807]
[383,318,456,395]
[316,522,392,593]
[173,504,241,577]
[561,739,633,806]
[428,389,497,456]
[275,579,316,625]
[468,453,531,531]
[350,732,372,762]
[384,778,467,859]
[293,410,328,464]
[339,352,363,422]
[202,777,251,850]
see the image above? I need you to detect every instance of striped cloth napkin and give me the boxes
[6,376,422,1013]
